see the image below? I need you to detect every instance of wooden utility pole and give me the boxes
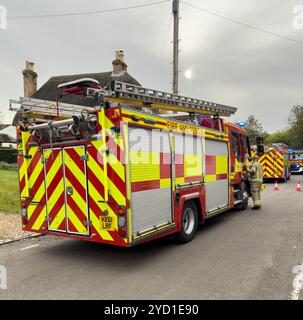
[172,0,180,95]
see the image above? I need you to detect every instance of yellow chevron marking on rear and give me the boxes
[87,180,115,240]
[105,115,125,151]
[32,207,47,231]
[64,151,85,182]
[64,148,88,234]
[264,159,283,173]
[27,182,45,219]
[27,147,40,173]
[108,152,125,181]
[29,154,63,220]
[49,205,65,231]
[20,131,31,198]
[104,116,128,231]
[67,206,87,234]
[86,154,113,241]
[47,178,64,214]
[66,177,87,216]
[28,150,43,189]
[20,164,28,198]
[108,179,126,206]
[27,205,46,231]
[264,164,274,175]
[47,177,65,232]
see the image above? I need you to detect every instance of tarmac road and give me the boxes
[1,176,303,300]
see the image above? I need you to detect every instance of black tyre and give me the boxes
[177,201,198,243]
[280,175,287,183]
[234,183,249,211]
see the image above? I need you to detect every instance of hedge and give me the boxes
[0,147,17,164]
[0,161,17,171]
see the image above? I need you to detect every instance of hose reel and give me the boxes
[27,112,98,145]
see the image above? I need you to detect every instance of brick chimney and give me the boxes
[112,50,128,75]
[22,61,38,97]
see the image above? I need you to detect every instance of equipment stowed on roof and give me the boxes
[10,78,237,119]
[108,81,237,117]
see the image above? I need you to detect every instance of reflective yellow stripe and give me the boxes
[184,154,202,178]
[175,178,185,184]
[216,155,228,174]
[130,152,160,182]
[160,179,171,188]
[205,175,216,183]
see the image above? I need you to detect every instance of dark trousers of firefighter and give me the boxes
[251,181,262,207]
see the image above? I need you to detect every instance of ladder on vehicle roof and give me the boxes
[109,81,237,117]
[9,98,97,119]
[9,79,237,118]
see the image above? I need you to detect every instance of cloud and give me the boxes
[0,0,302,133]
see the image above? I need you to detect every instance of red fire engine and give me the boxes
[10,79,251,246]
[252,143,291,181]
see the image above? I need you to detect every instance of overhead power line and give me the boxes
[182,1,303,46]
[159,15,173,60]
[9,0,171,20]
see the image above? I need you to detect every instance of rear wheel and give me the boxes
[177,201,198,243]
[234,183,249,211]
[280,171,287,182]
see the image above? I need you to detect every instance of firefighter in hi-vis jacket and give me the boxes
[249,155,264,209]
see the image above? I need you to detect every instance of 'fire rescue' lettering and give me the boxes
[166,121,199,136]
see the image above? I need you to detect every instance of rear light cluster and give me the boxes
[21,208,28,225]
[21,199,28,225]
[117,206,127,238]
[21,199,27,208]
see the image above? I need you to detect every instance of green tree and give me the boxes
[288,104,303,149]
[245,115,266,145]
[265,129,292,146]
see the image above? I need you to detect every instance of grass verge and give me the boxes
[0,169,20,213]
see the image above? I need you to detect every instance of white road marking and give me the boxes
[290,262,303,300]
[20,244,40,251]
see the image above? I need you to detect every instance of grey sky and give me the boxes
[0,0,303,133]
